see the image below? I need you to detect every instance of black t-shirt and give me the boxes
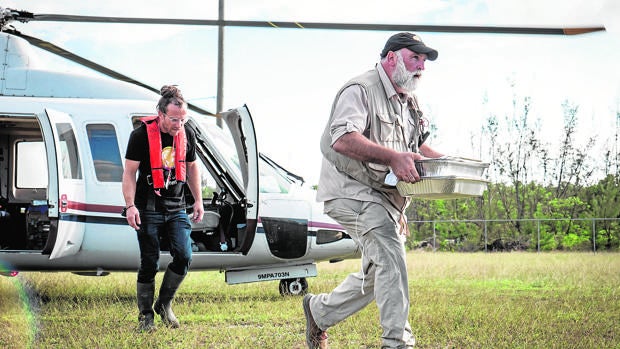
[125,123,197,212]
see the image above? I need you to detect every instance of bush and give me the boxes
[595,230,620,250]
[539,231,558,251]
[561,233,591,251]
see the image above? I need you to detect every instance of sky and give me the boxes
[2,0,620,185]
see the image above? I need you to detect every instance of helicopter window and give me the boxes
[130,114,155,130]
[86,124,123,182]
[193,116,292,194]
[15,141,48,188]
[193,116,243,185]
[196,160,218,199]
[259,160,292,194]
[316,229,346,245]
[55,123,82,180]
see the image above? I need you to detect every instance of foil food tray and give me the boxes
[415,157,489,178]
[396,176,488,199]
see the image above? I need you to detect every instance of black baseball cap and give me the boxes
[380,32,438,61]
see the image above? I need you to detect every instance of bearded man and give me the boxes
[303,33,444,349]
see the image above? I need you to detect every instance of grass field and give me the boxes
[1,252,619,348]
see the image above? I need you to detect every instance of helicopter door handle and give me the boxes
[60,194,68,213]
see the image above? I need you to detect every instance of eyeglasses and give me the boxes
[164,114,187,125]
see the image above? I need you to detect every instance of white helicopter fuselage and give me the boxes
[0,31,358,294]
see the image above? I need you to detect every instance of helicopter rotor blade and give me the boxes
[26,13,606,36]
[7,29,216,117]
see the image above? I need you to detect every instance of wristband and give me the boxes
[121,204,135,217]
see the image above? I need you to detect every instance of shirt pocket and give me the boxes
[376,112,406,146]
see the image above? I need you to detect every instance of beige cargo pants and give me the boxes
[309,198,415,348]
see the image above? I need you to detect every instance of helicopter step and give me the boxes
[225,263,317,286]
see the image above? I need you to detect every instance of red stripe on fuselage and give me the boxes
[64,201,345,230]
[66,200,122,214]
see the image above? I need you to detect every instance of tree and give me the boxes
[484,87,542,235]
[583,175,620,250]
[552,101,596,199]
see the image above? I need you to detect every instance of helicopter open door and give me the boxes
[220,106,259,252]
[40,108,86,259]
[190,105,259,253]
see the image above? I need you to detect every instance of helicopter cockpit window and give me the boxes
[86,124,123,182]
[196,160,218,200]
[259,160,292,194]
[193,116,293,194]
[193,116,243,185]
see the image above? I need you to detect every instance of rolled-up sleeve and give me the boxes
[329,85,369,145]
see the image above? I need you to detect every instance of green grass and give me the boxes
[1,252,619,348]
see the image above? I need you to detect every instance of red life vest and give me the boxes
[141,115,187,189]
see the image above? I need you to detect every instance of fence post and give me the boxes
[433,221,436,252]
[537,219,540,253]
[484,220,488,253]
[592,219,596,253]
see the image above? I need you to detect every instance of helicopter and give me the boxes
[0,7,362,296]
[0,5,606,295]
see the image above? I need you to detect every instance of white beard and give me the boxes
[392,51,419,93]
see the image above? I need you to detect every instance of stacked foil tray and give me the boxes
[396,157,490,199]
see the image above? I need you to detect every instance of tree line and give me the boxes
[406,88,620,252]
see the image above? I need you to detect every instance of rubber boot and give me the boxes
[154,268,186,328]
[136,282,156,332]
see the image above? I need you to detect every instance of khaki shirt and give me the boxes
[317,63,417,218]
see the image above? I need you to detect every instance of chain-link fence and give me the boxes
[407,218,620,252]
